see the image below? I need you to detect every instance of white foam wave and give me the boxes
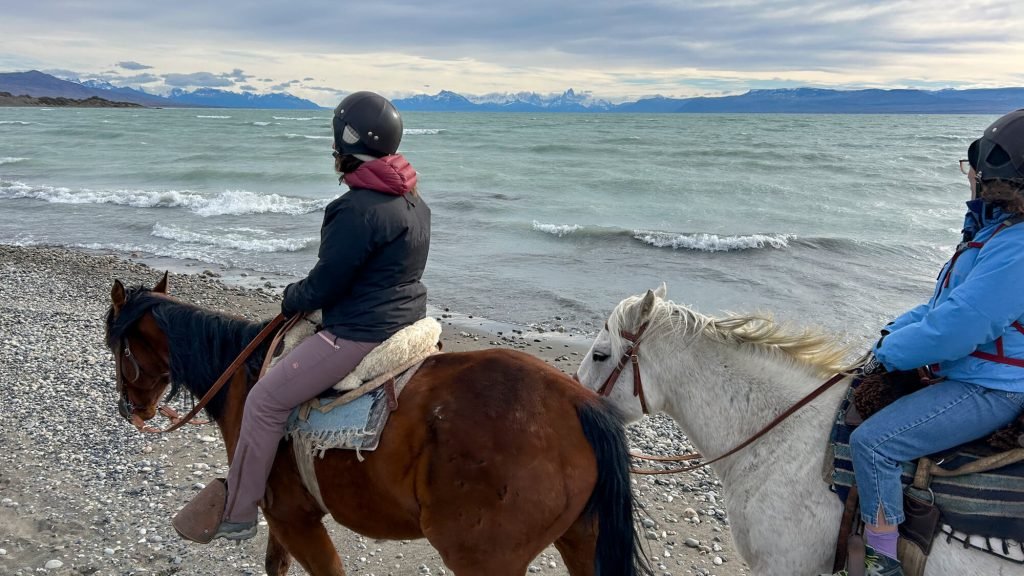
[283,133,332,140]
[633,231,795,252]
[0,180,330,216]
[532,220,583,237]
[404,128,446,135]
[151,223,315,252]
[251,121,272,126]
[196,115,231,119]
[0,157,27,165]
[0,121,33,125]
[273,116,321,121]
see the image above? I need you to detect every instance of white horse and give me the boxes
[575,284,1021,576]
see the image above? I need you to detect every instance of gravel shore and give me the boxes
[0,245,749,576]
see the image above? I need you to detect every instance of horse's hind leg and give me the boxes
[553,515,598,576]
[265,514,345,576]
[264,528,292,576]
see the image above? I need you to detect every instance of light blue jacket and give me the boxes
[875,200,1024,392]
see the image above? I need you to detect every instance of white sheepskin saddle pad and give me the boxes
[270,312,442,391]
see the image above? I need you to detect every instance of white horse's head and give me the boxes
[577,282,853,425]
[576,282,673,423]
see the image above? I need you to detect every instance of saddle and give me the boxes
[271,314,442,513]
[828,372,1024,575]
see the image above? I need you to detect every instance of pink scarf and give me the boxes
[343,154,417,195]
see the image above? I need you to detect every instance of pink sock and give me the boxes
[865,525,899,560]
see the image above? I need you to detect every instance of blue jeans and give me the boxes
[850,379,1024,525]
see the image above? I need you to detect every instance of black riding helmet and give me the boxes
[968,109,1024,182]
[333,91,403,158]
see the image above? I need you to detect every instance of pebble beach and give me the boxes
[0,245,750,576]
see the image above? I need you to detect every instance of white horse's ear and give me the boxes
[639,289,657,322]
[654,282,667,299]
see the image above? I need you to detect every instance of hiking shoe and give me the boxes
[825,546,904,576]
[212,520,257,541]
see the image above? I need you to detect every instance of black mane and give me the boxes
[105,286,271,420]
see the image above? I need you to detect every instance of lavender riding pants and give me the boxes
[225,330,379,523]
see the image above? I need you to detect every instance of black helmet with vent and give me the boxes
[332,91,403,158]
[968,109,1024,182]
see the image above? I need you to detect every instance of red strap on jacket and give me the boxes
[934,219,1024,370]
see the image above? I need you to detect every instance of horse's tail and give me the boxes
[576,399,653,576]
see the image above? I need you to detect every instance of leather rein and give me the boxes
[594,319,848,475]
[118,312,291,434]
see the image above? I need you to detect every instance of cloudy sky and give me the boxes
[2,0,1023,105]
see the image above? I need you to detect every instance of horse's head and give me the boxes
[576,282,670,422]
[105,273,172,426]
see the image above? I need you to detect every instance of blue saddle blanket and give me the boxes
[285,387,392,456]
[829,379,1024,541]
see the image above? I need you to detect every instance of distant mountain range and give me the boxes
[393,87,1024,113]
[0,71,321,109]
[2,70,1023,113]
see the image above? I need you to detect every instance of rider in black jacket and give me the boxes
[282,161,430,342]
[208,91,431,542]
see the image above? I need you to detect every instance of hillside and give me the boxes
[0,91,142,107]
[0,71,322,109]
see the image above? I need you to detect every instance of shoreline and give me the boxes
[0,244,748,576]
[68,242,602,343]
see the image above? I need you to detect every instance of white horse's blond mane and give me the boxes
[611,296,858,377]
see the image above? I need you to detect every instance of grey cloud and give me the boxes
[239,84,257,91]
[117,61,152,70]
[219,68,252,82]
[8,0,1022,85]
[303,77,314,81]
[269,80,300,91]
[165,0,1003,71]
[119,73,161,84]
[163,72,235,87]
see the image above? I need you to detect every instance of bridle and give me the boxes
[113,336,173,433]
[591,318,848,475]
[113,312,289,434]
[595,320,652,414]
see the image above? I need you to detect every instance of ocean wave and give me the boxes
[529,220,796,252]
[0,121,33,125]
[532,221,583,237]
[151,223,316,252]
[196,115,231,119]
[404,128,446,135]
[0,157,26,165]
[0,180,330,216]
[273,116,322,121]
[282,133,332,140]
[633,231,795,252]
[251,121,273,126]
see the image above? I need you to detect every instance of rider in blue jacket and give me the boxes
[835,110,1024,575]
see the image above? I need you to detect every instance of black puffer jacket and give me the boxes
[282,186,430,342]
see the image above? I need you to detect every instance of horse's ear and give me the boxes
[111,280,127,315]
[639,289,657,322]
[153,271,169,294]
[654,282,668,299]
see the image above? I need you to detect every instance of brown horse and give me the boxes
[105,274,652,576]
